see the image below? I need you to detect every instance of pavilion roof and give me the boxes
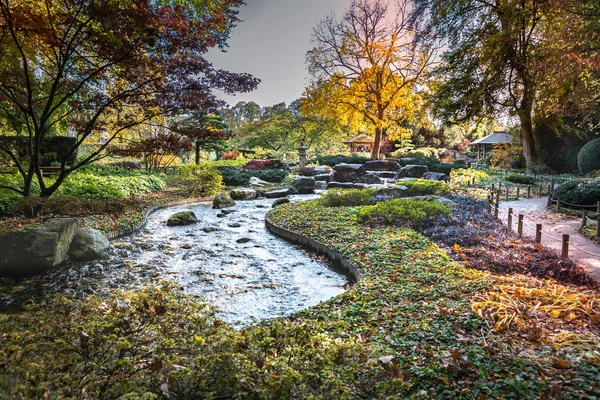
[470,131,513,145]
[343,134,375,144]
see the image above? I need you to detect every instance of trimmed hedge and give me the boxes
[398,157,463,175]
[505,174,536,185]
[307,154,370,166]
[552,179,600,207]
[355,198,451,226]
[578,138,600,175]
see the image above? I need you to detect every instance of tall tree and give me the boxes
[413,0,554,171]
[307,0,436,159]
[0,0,258,197]
[175,112,233,164]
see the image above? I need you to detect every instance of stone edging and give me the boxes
[264,215,361,283]
[106,198,210,241]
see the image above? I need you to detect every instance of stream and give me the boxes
[0,195,349,326]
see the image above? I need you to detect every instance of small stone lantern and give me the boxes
[297,142,307,169]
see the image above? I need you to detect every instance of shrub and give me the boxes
[57,172,165,200]
[219,169,288,186]
[170,164,223,195]
[399,179,452,196]
[355,198,450,226]
[578,138,600,175]
[319,188,378,207]
[12,196,127,217]
[490,144,525,170]
[242,159,289,171]
[449,168,489,185]
[505,174,536,185]
[552,179,600,207]
[307,154,370,166]
[398,157,463,175]
[405,147,439,159]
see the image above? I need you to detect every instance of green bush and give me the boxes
[505,174,536,185]
[405,147,439,159]
[552,179,600,207]
[0,174,38,214]
[399,179,452,196]
[170,164,224,195]
[319,188,378,207]
[307,154,370,166]
[399,157,462,175]
[355,198,451,226]
[57,172,165,200]
[219,169,288,186]
[578,138,600,175]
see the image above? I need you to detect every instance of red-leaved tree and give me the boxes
[0,0,259,197]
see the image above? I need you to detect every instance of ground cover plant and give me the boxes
[307,154,370,166]
[355,198,450,226]
[1,198,599,398]
[398,179,452,196]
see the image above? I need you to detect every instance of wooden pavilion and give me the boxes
[470,131,513,159]
[343,134,375,153]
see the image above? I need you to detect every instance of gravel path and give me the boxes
[496,197,600,281]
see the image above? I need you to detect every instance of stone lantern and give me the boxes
[297,142,307,168]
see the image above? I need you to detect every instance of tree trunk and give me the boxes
[371,128,382,160]
[195,141,200,164]
[518,109,535,173]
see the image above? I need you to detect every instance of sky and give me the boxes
[207,0,350,108]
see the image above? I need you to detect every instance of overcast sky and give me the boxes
[207,0,350,108]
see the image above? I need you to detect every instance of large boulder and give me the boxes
[248,176,270,187]
[355,173,383,185]
[292,176,316,194]
[422,172,449,182]
[327,182,355,189]
[332,163,367,182]
[68,227,110,261]
[396,165,429,179]
[0,218,79,278]
[297,166,331,176]
[230,188,257,200]
[314,173,332,182]
[265,187,298,198]
[213,194,236,209]
[371,171,397,180]
[315,181,328,190]
[364,160,401,172]
[167,211,198,226]
[272,197,291,208]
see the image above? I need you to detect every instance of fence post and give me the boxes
[491,183,495,192]
[581,211,588,229]
[518,214,524,236]
[596,219,600,239]
[505,187,509,201]
[555,197,561,213]
[487,196,492,214]
[535,224,542,243]
[539,183,543,196]
[516,187,520,200]
[471,177,475,186]
[547,196,552,207]
[527,186,531,199]
[494,203,499,218]
[597,201,600,214]
[508,208,513,230]
[498,182,502,192]
[562,234,569,258]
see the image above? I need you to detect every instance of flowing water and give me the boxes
[0,195,349,326]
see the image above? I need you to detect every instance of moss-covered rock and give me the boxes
[212,194,236,209]
[166,211,198,226]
